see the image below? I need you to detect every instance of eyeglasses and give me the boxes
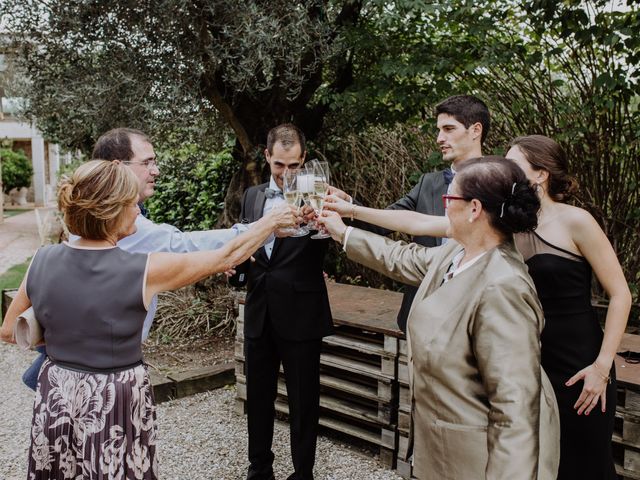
[123,159,158,169]
[442,194,469,209]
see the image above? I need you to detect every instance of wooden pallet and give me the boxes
[613,386,640,479]
[235,373,397,467]
[234,283,404,469]
[613,335,640,480]
[396,339,414,479]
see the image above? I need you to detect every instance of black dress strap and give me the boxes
[533,232,585,260]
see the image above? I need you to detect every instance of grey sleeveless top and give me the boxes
[26,243,149,372]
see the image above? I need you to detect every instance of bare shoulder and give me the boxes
[559,204,600,233]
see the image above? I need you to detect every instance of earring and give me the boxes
[468,217,473,223]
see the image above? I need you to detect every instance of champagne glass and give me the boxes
[282,169,309,237]
[310,160,331,240]
[299,165,318,230]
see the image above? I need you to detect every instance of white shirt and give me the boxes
[440,165,457,246]
[262,176,285,259]
[441,249,486,284]
[71,215,248,340]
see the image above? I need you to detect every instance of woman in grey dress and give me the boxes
[0,160,297,480]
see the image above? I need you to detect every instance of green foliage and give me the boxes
[146,144,238,231]
[1,1,357,152]
[0,148,33,193]
[58,157,86,180]
[4,0,639,299]
[0,258,29,291]
[322,0,640,299]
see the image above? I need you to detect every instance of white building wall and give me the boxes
[0,119,60,206]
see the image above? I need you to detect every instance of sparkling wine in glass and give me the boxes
[282,169,309,237]
[310,160,331,240]
[299,165,318,229]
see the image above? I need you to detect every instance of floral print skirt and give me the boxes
[28,359,158,480]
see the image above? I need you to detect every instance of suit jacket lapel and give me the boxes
[252,185,269,262]
[432,172,446,217]
[253,189,267,221]
[270,236,285,261]
[413,246,499,345]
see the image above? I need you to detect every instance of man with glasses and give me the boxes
[21,127,248,390]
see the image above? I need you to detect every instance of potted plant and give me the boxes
[1,148,33,205]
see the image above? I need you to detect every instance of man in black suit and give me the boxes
[240,124,333,480]
[332,95,490,332]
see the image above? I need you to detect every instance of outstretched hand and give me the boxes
[317,210,348,242]
[268,204,301,229]
[225,256,256,277]
[566,363,609,415]
[327,185,352,202]
[323,194,353,217]
[301,204,316,223]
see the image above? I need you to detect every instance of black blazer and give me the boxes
[364,170,448,331]
[240,183,334,341]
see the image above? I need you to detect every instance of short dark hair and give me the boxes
[508,135,578,202]
[92,128,151,161]
[435,95,491,143]
[456,156,540,238]
[266,124,306,156]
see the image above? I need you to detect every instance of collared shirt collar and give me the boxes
[268,175,281,193]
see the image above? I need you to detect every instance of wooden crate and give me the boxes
[236,373,397,466]
[614,337,640,479]
[234,282,404,468]
[1,288,17,319]
[606,334,640,480]
[396,338,415,479]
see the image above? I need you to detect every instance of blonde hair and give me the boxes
[58,160,139,240]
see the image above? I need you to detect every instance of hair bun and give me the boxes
[498,181,539,234]
[57,176,75,212]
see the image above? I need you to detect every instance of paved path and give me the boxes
[0,209,41,275]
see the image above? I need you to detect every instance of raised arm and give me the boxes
[118,215,245,254]
[324,194,449,237]
[319,211,436,286]
[144,205,296,303]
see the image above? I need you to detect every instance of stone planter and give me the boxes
[9,186,29,206]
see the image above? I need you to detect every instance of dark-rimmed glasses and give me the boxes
[442,194,469,209]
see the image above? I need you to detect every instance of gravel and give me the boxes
[0,342,402,480]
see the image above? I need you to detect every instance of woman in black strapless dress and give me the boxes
[508,135,632,480]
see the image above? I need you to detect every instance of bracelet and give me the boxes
[592,362,611,384]
[350,204,357,222]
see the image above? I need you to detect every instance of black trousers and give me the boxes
[245,319,322,480]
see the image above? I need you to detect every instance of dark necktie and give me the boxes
[265,188,284,199]
[443,168,454,185]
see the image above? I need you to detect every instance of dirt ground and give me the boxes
[143,331,235,377]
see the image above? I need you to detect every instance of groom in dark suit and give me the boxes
[334,95,490,332]
[240,124,333,480]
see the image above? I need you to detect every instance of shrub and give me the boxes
[146,144,238,230]
[1,148,33,193]
[321,123,443,289]
[149,278,238,342]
